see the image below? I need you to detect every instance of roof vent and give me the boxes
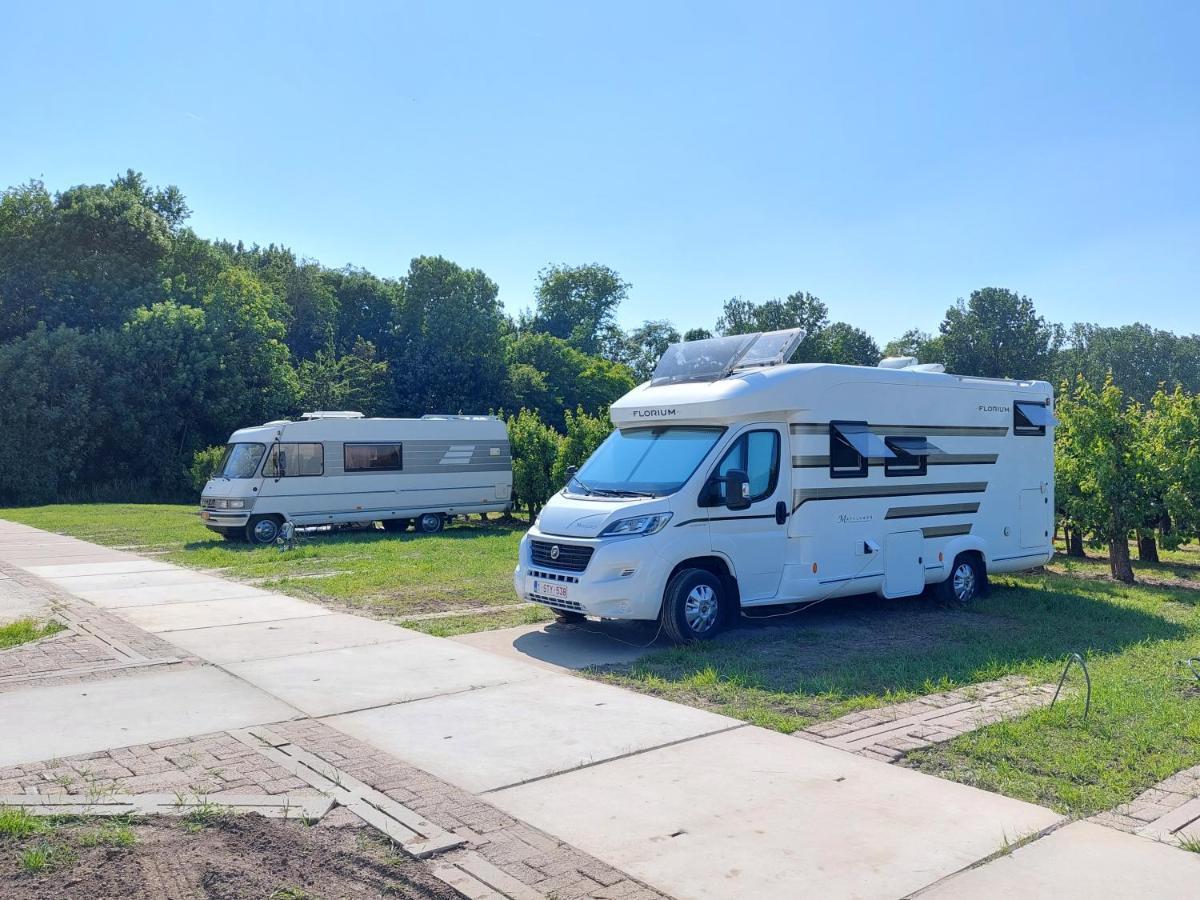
[878,356,918,369]
[300,411,364,419]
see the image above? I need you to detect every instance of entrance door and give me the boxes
[706,426,789,601]
[1019,489,1048,548]
[884,530,925,598]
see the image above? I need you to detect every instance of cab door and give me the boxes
[704,425,789,601]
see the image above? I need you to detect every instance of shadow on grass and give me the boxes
[182,519,526,553]
[612,583,1190,701]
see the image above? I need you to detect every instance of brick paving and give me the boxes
[799,675,1058,762]
[1089,763,1200,843]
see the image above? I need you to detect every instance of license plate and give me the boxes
[532,580,570,601]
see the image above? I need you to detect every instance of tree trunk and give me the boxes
[1137,532,1160,563]
[1109,537,1135,583]
[1067,526,1085,558]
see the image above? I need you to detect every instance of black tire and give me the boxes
[381,518,412,533]
[416,513,444,534]
[935,553,985,605]
[246,515,283,546]
[661,568,729,644]
[553,610,586,624]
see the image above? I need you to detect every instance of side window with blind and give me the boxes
[1014,401,1052,436]
[708,430,780,505]
[263,443,324,477]
[829,421,870,479]
[344,443,403,472]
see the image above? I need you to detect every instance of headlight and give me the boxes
[227,499,247,510]
[599,513,672,537]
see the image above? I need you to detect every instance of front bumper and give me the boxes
[198,509,251,529]
[513,529,670,621]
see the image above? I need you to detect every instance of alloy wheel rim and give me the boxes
[254,519,278,543]
[953,562,976,601]
[420,514,440,531]
[684,584,719,633]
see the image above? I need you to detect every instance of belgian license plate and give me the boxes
[532,580,570,601]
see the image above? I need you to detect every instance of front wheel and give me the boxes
[246,515,283,546]
[936,553,984,605]
[416,513,444,534]
[661,568,729,644]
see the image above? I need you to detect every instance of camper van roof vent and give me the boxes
[300,411,364,419]
[650,328,805,386]
[878,356,918,369]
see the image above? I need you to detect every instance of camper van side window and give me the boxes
[829,422,868,479]
[1013,402,1047,437]
[263,443,324,477]
[706,430,780,506]
[344,443,403,472]
[884,438,927,477]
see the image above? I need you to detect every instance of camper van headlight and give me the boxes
[226,499,248,510]
[600,513,672,537]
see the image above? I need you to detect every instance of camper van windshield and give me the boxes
[571,427,724,497]
[217,443,266,479]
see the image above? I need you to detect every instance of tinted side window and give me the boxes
[711,430,780,504]
[829,422,868,478]
[884,438,927,477]
[1014,402,1047,436]
[344,443,403,472]
[263,443,324,477]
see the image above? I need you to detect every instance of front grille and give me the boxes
[200,497,217,509]
[527,594,585,613]
[528,568,580,584]
[530,540,594,572]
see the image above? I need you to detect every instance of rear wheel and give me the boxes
[246,515,283,546]
[936,553,984,605]
[416,513,444,534]
[381,518,412,533]
[661,568,729,644]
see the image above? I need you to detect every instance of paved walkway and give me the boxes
[2,520,1197,899]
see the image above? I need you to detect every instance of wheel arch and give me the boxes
[665,555,741,622]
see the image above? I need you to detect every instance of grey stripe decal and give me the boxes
[921,523,973,538]
[792,453,998,468]
[790,423,1008,437]
[886,502,981,520]
[792,481,987,511]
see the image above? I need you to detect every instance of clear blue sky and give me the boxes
[2,1,1197,344]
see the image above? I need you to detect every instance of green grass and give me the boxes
[0,503,530,629]
[595,560,1200,817]
[17,840,76,873]
[77,820,137,848]
[0,618,65,649]
[0,807,48,839]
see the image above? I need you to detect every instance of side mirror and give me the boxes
[724,469,751,511]
[566,465,578,478]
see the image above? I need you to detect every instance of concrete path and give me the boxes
[2,518,1192,898]
[451,620,665,672]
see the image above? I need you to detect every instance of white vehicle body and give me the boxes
[515,333,1054,633]
[200,412,511,541]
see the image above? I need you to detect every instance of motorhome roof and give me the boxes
[226,414,506,443]
[610,361,1052,427]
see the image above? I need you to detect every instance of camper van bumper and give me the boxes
[199,510,251,529]
[514,534,670,621]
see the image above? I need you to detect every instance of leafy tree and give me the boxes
[189,445,228,492]
[327,267,403,354]
[882,328,942,362]
[529,264,629,358]
[391,256,508,417]
[552,407,613,485]
[507,408,562,518]
[682,327,712,342]
[937,287,1062,378]
[296,338,391,415]
[1140,387,1200,553]
[715,291,829,361]
[1054,323,1200,406]
[504,332,635,430]
[622,319,680,381]
[814,322,880,366]
[1054,375,1151,582]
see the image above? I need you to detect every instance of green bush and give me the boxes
[188,445,227,493]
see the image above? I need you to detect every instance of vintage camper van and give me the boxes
[514,330,1055,642]
[200,412,512,543]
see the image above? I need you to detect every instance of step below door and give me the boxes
[884,530,925,598]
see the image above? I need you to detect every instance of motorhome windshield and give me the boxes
[217,443,266,478]
[570,427,724,497]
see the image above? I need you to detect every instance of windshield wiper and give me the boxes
[603,489,658,498]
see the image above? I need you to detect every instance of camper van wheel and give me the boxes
[246,515,282,545]
[936,553,983,605]
[416,513,444,534]
[381,518,412,533]
[661,568,728,644]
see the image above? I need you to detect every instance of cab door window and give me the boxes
[707,430,780,505]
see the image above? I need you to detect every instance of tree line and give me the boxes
[3,170,1200,565]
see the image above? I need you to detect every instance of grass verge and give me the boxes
[0,618,65,649]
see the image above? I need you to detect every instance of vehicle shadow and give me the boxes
[608,582,1189,700]
[183,519,527,552]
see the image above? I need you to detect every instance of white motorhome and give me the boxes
[200,412,512,543]
[514,330,1055,642]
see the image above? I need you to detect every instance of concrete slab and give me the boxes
[0,666,296,767]
[921,821,1200,898]
[164,613,422,664]
[74,581,275,608]
[25,560,177,578]
[41,568,212,593]
[450,621,661,672]
[116,594,332,633]
[226,638,544,716]
[328,675,740,793]
[490,726,1061,900]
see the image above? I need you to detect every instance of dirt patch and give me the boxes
[0,815,461,899]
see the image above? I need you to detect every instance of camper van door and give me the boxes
[706,425,789,600]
